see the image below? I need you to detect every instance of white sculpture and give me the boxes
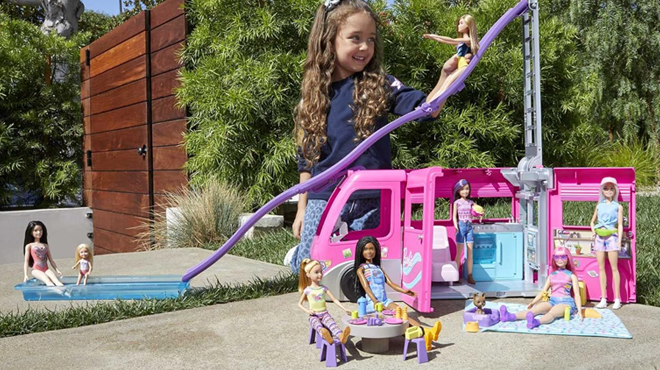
[8,0,85,38]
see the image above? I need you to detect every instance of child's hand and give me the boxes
[55,269,63,277]
[307,309,316,316]
[527,302,534,309]
[24,275,29,282]
[405,289,416,297]
[578,309,584,321]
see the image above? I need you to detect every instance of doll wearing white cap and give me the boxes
[589,177,623,309]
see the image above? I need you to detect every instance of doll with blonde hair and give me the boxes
[72,244,93,285]
[424,14,480,110]
[298,258,351,344]
[590,177,624,309]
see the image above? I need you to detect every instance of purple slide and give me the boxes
[182,0,530,282]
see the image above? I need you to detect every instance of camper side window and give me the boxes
[330,189,391,243]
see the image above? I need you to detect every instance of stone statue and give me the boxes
[8,0,85,38]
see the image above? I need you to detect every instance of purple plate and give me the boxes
[349,318,367,325]
[382,309,396,316]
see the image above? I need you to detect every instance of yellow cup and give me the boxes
[375,302,384,312]
[351,311,359,319]
[465,321,480,333]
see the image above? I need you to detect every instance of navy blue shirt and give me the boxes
[297,74,429,200]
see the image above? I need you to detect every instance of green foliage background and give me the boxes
[179,0,659,207]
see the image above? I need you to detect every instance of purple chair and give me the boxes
[308,325,322,349]
[319,338,348,367]
[402,337,428,364]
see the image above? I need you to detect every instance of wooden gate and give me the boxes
[80,0,187,254]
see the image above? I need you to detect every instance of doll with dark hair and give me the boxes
[353,236,441,350]
[23,220,63,286]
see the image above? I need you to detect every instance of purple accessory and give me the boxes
[181,0,531,283]
[382,309,396,316]
[553,255,568,260]
[526,311,541,329]
[349,318,367,325]
[384,317,403,325]
[499,305,517,322]
[367,317,383,326]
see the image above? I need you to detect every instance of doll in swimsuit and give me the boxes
[423,14,480,111]
[72,243,93,285]
[23,220,63,286]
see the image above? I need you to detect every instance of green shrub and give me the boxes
[588,138,659,186]
[142,178,248,249]
[0,13,88,206]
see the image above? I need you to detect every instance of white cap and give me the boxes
[599,177,619,202]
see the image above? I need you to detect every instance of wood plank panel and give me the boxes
[92,190,149,217]
[83,116,91,134]
[151,69,180,100]
[90,102,147,134]
[94,209,145,237]
[153,119,185,147]
[153,146,186,170]
[151,15,185,52]
[151,41,183,76]
[82,97,90,117]
[92,171,149,193]
[90,32,146,78]
[92,150,148,171]
[91,79,146,115]
[84,171,93,190]
[91,125,147,152]
[152,95,184,123]
[91,242,113,256]
[153,170,187,194]
[81,78,90,100]
[84,134,91,154]
[81,62,90,82]
[90,55,147,97]
[83,189,93,208]
[89,12,146,59]
[94,228,146,253]
[151,0,184,29]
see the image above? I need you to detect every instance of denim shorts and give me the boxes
[455,221,474,244]
[594,234,618,252]
[549,296,578,315]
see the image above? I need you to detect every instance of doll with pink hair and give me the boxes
[499,246,583,329]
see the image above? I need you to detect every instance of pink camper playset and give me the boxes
[309,167,636,313]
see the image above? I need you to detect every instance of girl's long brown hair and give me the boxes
[295,0,390,169]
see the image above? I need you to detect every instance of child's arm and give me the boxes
[423,34,472,46]
[527,278,552,309]
[452,200,459,229]
[88,261,93,275]
[71,261,80,269]
[617,204,623,249]
[356,266,381,304]
[589,206,598,234]
[298,292,314,315]
[571,274,583,320]
[23,244,31,282]
[383,270,415,297]
[325,289,350,314]
[45,244,62,276]
[293,171,312,239]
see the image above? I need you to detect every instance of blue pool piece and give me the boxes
[14,275,190,301]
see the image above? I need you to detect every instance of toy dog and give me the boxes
[472,293,486,315]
